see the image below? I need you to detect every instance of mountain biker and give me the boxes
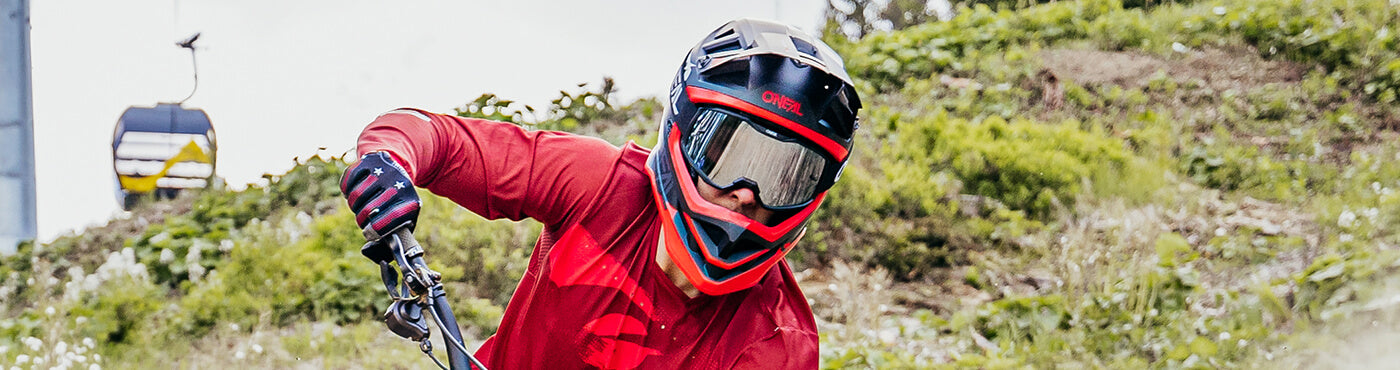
[340,18,861,369]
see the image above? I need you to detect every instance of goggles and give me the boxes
[681,107,838,210]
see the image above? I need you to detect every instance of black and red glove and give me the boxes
[341,151,421,242]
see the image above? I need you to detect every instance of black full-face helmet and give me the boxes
[646,18,862,295]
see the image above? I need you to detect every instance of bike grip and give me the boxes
[393,228,425,260]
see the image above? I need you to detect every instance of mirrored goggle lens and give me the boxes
[682,108,829,208]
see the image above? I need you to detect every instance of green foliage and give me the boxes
[802,100,1160,279]
[547,78,620,131]
[1180,136,1290,193]
[888,110,1142,218]
[415,195,539,306]
[825,0,941,41]
[453,93,536,124]
[454,77,625,132]
[75,276,162,347]
[843,0,1107,92]
[843,0,1400,104]
[123,156,349,289]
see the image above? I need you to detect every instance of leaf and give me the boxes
[1189,336,1219,356]
[1308,263,1346,282]
[1155,232,1193,267]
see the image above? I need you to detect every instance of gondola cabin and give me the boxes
[112,103,217,210]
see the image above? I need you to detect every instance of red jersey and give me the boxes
[357,109,818,369]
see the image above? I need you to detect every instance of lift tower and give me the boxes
[1,0,37,255]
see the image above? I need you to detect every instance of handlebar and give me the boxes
[367,227,488,370]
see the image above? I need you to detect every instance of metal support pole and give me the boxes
[1,0,37,255]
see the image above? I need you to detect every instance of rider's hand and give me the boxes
[341,151,421,244]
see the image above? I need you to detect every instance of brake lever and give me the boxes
[385,299,431,341]
[389,230,444,298]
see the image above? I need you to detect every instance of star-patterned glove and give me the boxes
[340,151,421,244]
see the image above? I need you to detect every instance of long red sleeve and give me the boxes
[357,108,617,227]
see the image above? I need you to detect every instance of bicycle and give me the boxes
[364,227,489,370]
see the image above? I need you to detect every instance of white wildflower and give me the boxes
[1338,210,1357,228]
[32,356,44,365]
[26,277,34,285]
[159,249,175,264]
[23,336,42,351]
[55,340,67,355]
[82,337,95,349]
[16,354,29,365]
[1215,227,1226,237]
[186,243,203,264]
[148,232,170,246]
[219,239,234,252]
[121,247,134,262]
[1219,332,1231,341]
[878,328,897,344]
[188,264,206,282]
[94,354,101,362]
[64,281,81,301]
[235,350,246,360]
[1363,207,1380,221]
[1341,233,1355,242]
[229,323,240,332]
[1238,339,1248,347]
[73,354,86,363]
[1172,42,1189,53]
[67,267,86,282]
[76,317,88,326]
[45,306,56,316]
[252,344,263,354]
[0,345,7,354]
[90,364,102,370]
[1213,6,1226,15]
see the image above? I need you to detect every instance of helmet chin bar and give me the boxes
[646,123,822,295]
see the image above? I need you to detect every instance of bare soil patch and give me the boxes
[1041,46,1308,90]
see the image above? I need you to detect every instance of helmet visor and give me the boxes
[682,107,831,209]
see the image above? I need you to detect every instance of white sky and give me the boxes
[29,0,828,241]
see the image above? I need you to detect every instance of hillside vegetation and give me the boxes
[4,0,1400,368]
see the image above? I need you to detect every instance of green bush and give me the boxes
[76,277,162,347]
[887,109,1144,218]
[124,156,349,289]
[170,210,383,337]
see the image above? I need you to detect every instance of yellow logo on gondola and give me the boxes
[117,140,213,193]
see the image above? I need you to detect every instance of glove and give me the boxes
[341,151,421,243]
